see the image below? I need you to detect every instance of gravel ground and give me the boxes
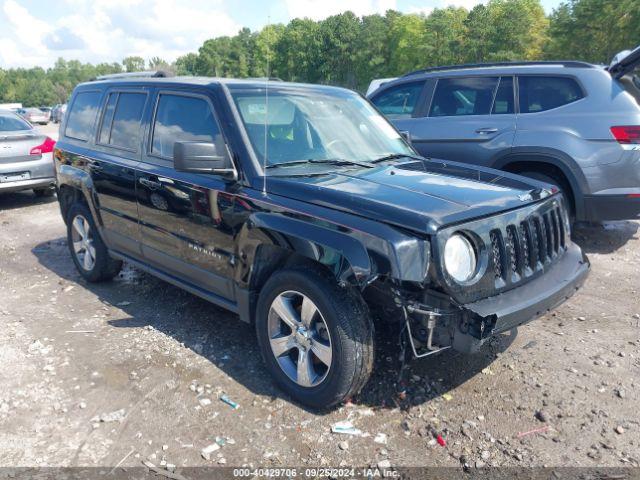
[0,188,638,471]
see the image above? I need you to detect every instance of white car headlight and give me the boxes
[444,233,477,282]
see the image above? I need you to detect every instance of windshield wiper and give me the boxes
[371,153,425,164]
[266,158,374,169]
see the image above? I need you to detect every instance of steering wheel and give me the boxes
[325,139,350,155]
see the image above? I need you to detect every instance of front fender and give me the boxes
[238,212,372,286]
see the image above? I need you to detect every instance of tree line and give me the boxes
[0,0,637,107]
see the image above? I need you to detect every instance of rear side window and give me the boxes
[492,77,515,114]
[518,76,584,113]
[430,77,499,117]
[98,92,147,150]
[0,111,31,131]
[371,82,424,119]
[151,94,222,159]
[65,91,101,141]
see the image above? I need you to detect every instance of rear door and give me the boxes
[136,89,238,301]
[75,88,147,256]
[400,76,516,166]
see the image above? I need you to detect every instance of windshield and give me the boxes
[0,111,32,132]
[230,88,414,172]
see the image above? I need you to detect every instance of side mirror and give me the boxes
[174,141,237,179]
[399,130,412,143]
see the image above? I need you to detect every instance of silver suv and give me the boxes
[368,47,640,222]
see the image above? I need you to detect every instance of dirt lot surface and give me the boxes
[0,186,638,471]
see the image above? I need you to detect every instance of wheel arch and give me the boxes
[234,212,374,324]
[56,164,103,227]
[493,148,589,220]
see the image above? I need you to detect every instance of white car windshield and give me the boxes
[230,88,414,172]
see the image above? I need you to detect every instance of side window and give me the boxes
[371,82,424,119]
[518,76,584,113]
[429,77,499,117]
[65,91,101,141]
[98,92,147,150]
[151,94,222,159]
[492,77,515,114]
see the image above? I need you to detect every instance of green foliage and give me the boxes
[0,0,636,106]
[545,0,638,63]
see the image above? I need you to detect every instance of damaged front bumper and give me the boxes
[406,243,590,355]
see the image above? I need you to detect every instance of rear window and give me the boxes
[371,81,424,119]
[98,92,147,151]
[0,111,31,131]
[151,94,222,159]
[430,77,499,117]
[518,76,584,113]
[65,91,101,141]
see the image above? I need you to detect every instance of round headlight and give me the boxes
[444,233,477,283]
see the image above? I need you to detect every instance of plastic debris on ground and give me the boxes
[219,394,239,409]
[331,420,363,436]
[201,443,220,460]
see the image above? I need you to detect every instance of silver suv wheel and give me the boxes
[267,291,332,388]
[71,214,96,271]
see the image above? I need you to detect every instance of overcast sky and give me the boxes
[0,0,562,69]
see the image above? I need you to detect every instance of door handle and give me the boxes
[475,127,499,134]
[87,160,102,171]
[139,178,162,189]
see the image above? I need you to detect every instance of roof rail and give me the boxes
[93,71,173,81]
[245,77,284,82]
[401,61,595,78]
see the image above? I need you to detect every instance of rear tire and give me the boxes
[520,171,574,221]
[66,203,122,282]
[255,266,374,409]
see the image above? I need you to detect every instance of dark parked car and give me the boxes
[368,47,640,222]
[54,74,589,408]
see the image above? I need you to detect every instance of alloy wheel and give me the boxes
[71,214,96,271]
[267,291,332,388]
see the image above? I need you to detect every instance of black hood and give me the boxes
[262,159,555,234]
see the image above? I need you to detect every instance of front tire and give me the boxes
[255,267,374,409]
[66,203,122,282]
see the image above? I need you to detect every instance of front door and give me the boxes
[136,90,237,301]
[396,76,517,167]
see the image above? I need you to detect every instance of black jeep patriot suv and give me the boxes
[54,73,590,408]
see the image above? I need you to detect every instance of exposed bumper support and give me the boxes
[406,243,589,356]
[457,243,589,350]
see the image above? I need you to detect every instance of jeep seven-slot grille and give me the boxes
[490,205,566,283]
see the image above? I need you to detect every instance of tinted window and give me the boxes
[99,93,146,150]
[98,94,117,145]
[371,82,424,118]
[430,77,499,117]
[65,91,101,141]
[151,94,221,159]
[0,111,31,131]
[492,77,515,114]
[519,76,584,113]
